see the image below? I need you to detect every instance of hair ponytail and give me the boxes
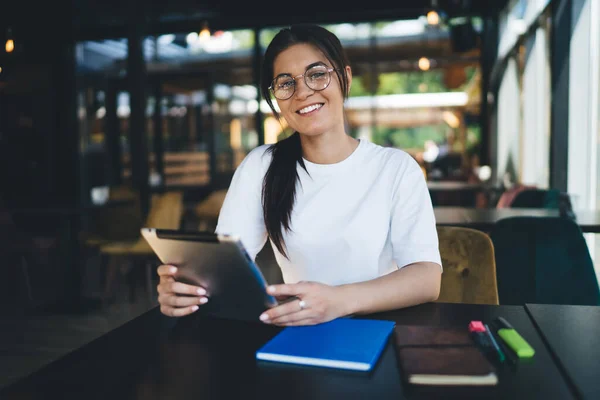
[262,132,305,258]
[259,24,350,258]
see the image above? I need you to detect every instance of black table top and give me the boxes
[525,303,600,400]
[0,303,575,400]
[434,207,600,233]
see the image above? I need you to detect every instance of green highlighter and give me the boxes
[495,317,535,359]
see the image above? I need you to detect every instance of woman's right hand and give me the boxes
[157,265,209,317]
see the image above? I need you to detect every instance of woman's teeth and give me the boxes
[298,104,323,114]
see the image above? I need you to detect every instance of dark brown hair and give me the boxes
[260,24,351,257]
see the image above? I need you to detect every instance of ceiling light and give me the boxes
[199,22,210,42]
[427,11,440,25]
[426,0,440,26]
[5,28,14,53]
[418,57,431,71]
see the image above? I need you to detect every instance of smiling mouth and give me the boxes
[297,103,324,115]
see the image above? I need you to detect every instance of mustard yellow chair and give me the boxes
[436,226,499,305]
[100,191,183,256]
[194,189,228,231]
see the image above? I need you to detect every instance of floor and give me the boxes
[0,235,282,390]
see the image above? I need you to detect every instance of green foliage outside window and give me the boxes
[349,76,370,97]
[347,67,479,150]
[376,71,447,95]
[350,68,477,98]
[364,125,447,150]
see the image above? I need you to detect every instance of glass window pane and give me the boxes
[75,39,128,202]
[145,28,257,187]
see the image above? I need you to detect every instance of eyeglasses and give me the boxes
[269,65,336,100]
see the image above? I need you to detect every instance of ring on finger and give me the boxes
[298,300,307,310]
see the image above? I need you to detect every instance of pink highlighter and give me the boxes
[469,320,505,363]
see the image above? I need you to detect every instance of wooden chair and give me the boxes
[194,189,227,231]
[81,184,143,248]
[99,191,184,303]
[436,226,499,305]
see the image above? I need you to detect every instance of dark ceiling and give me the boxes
[2,0,509,42]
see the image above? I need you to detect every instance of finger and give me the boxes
[159,275,175,285]
[270,310,313,325]
[157,265,177,276]
[156,281,171,295]
[266,283,307,297]
[169,281,207,296]
[260,299,306,322]
[157,280,205,295]
[274,295,299,304]
[160,305,199,317]
[159,294,208,307]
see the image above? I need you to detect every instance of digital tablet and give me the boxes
[141,228,278,322]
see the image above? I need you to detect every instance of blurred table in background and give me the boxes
[427,181,502,207]
[434,207,600,233]
[427,181,490,192]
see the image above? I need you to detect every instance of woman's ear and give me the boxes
[345,65,353,96]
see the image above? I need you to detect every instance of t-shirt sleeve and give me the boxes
[215,146,269,261]
[390,155,442,271]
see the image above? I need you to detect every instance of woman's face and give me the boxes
[272,43,351,138]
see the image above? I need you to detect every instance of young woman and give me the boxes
[157,24,442,325]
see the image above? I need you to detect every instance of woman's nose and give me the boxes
[294,78,314,100]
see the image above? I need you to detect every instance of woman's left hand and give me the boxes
[259,282,348,326]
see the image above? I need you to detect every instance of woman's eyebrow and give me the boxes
[273,61,328,80]
[305,61,327,70]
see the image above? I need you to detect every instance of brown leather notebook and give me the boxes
[394,325,498,386]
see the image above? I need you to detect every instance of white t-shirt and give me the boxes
[215,138,441,286]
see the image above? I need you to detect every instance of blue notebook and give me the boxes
[255,318,395,371]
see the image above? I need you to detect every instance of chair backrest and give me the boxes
[490,216,600,306]
[436,226,499,305]
[195,189,228,218]
[109,184,139,201]
[91,185,144,241]
[511,189,561,209]
[496,184,536,208]
[145,191,184,230]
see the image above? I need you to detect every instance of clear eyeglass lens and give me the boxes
[305,65,330,90]
[273,77,295,99]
